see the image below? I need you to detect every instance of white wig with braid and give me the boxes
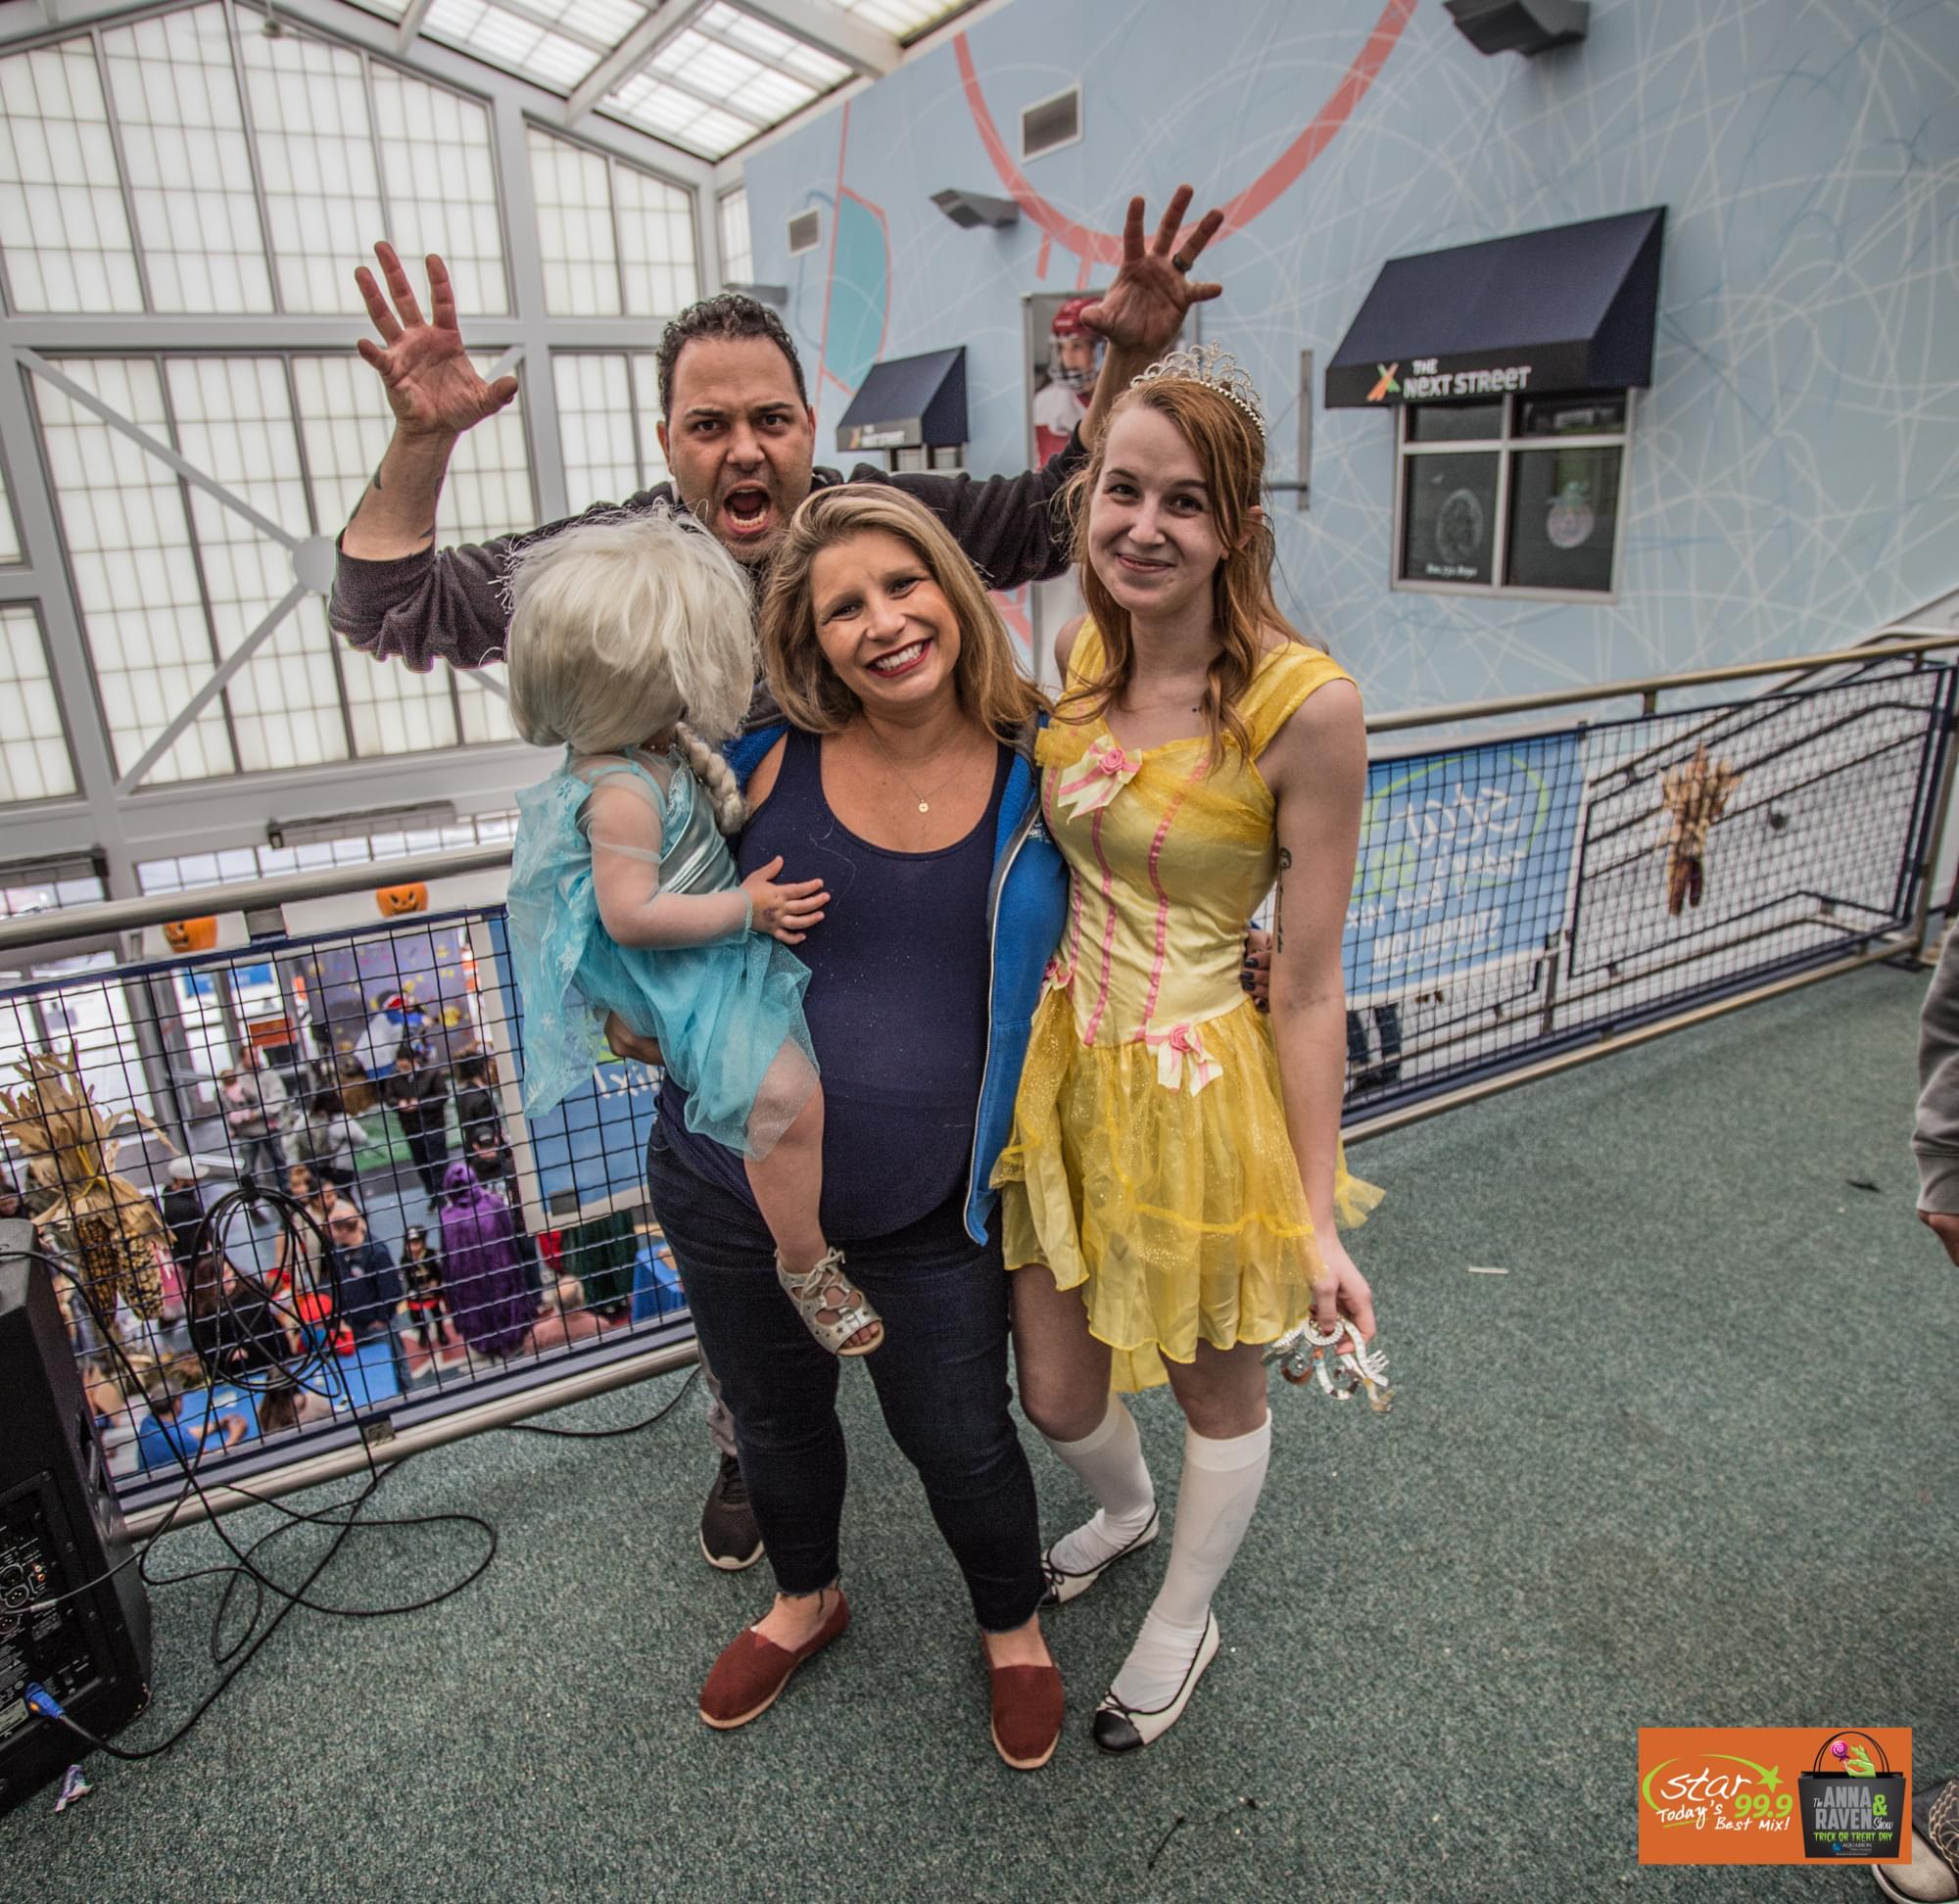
[504,508,753,833]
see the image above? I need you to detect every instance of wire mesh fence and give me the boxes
[0,906,685,1518]
[1338,656,1954,1116]
[1,654,1950,1515]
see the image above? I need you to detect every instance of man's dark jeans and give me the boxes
[647,1125,1043,1633]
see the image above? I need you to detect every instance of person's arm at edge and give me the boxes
[1264,678,1377,1338]
[1915,925,1959,1261]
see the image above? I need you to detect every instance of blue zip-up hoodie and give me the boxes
[726,717,1067,1246]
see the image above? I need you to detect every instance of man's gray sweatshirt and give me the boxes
[328,434,1088,672]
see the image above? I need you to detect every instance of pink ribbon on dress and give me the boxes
[1053,735,1141,821]
[1147,1022,1224,1096]
[1042,954,1072,993]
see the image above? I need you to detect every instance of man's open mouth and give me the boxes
[721,487,773,535]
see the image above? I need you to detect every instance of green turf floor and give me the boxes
[4,962,1951,1903]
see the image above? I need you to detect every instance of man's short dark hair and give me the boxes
[656,294,808,422]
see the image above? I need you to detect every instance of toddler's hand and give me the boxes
[741,856,830,945]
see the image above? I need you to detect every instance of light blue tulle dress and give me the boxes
[505,745,817,1156]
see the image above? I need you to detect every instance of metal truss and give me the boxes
[0,0,726,903]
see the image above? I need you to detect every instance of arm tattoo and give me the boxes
[347,462,385,524]
[1275,846,1291,954]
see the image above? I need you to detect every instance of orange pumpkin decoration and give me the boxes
[376,882,429,918]
[162,917,217,952]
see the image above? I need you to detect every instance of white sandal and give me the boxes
[776,1247,884,1357]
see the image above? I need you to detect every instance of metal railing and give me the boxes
[4,630,1951,1537]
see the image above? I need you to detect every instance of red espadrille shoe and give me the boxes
[698,1590,850,1731]
[984,1648,1065,1771]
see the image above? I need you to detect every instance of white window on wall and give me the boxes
[551,352,669,514]
[1395,392,1631,600]
[33,357,235,785]
[526,127,696,318]
[718,186,751,284]
[293,349,533,757]
[0,605,77,804]
[615,162,696,316]
[239,28,386,315]
[0,36,145,313]
[99,6,274,314]
[290,353,461,759]
[0,456,20,564]
[164,356,351,771]
[528,127,620,315]
[371,66,509,317]
[630,353,670,483]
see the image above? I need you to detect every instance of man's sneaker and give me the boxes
[699,1453,764,1570]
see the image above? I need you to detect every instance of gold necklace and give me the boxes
[862,721,971,815]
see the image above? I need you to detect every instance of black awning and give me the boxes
[837,346,968,452]
[1324,207,1664,408]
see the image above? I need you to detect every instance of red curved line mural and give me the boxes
[955,0,1417,263]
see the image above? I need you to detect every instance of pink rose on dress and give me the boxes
[1054,736,1142,821]
[1152,1022,1224,1096]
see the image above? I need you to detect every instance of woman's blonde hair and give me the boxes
[758,487,1047,739]
[505,509,755,831]
[1061,375,1314,764]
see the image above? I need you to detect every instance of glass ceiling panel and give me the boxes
[0,36,145,314]
[0,606,77,805]
[831,0,962,34]
[718,187,751,284]
[544,0,647,46]
[0,459,20,564]
[99,6,274,314]
[240,29,386,315]
[604,73,762,161]
[423,0,603,92]
[707,5,849,84]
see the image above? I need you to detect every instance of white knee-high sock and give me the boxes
[1042,1397,1158,1574]
[1110,1414,1270,1711]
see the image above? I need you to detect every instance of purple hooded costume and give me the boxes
[437,1161,534,1357]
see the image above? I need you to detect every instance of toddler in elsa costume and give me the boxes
[502,506,883,1357]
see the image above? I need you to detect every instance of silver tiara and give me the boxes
[1129,342,1267,437]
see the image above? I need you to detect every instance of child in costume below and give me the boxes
[993,345,1381,1750]
[503,508,883,1357]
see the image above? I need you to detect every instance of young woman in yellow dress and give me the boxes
[993,345,1381,1751]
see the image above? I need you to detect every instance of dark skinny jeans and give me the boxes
[646,1124,1043,1634]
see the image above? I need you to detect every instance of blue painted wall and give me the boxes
[741,0,1959,708]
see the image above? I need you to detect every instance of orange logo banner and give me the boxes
[1638,1728,1911,1864]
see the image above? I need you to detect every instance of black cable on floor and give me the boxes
[16,1176,700,1767]
[10,1179,488,1760]
[503,1363,697,1437]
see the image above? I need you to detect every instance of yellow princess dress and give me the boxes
[993,623,1380,1392]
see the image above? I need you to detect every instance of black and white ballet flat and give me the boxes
[1037,1508,1162,1608]
[1090,1611,1220,1754]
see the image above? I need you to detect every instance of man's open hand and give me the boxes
[1082,186,1224,358]
[354,243,517,440]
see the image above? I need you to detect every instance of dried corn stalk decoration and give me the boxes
[0,1046,167,1320]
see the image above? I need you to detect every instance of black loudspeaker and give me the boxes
[1445,0,1590,57]
[0,1220,154,1814]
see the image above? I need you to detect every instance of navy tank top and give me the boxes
[655,727,1009,1240]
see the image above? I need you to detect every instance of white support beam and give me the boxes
[0,0,54,47]
[726,0,897,76]
[18,349,300,551]
[394,0,436,54]
[564,0,709,124]
[113,583,309,794]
